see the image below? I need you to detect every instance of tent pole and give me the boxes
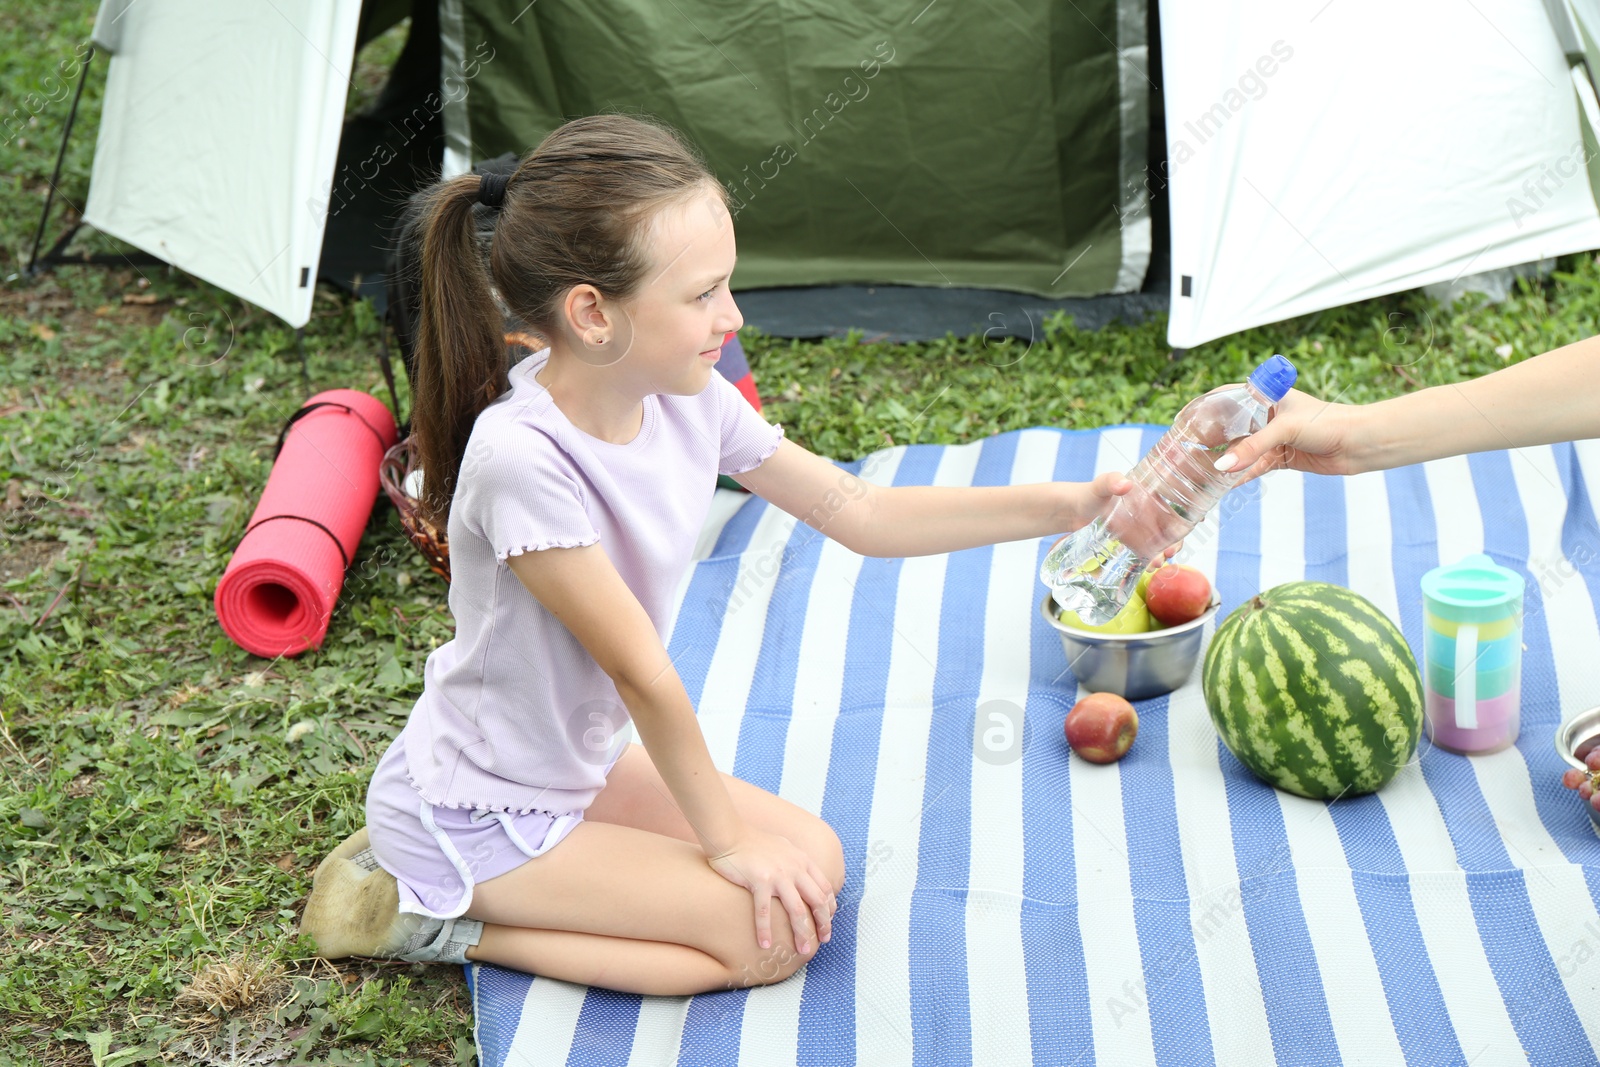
[295,327,311,394]
[375,309,406,434]
[26,45,96,277]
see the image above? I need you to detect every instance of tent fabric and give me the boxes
[1161,0,1600,349]
[1547,0,1600,210]
[436,0,1152,298]
[74,0,1600,342]
[83,0,361,329]
[461,424,1600,1065]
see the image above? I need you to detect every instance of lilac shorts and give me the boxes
[364,731,623,920]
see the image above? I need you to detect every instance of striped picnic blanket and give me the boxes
[464,426,1600,1067]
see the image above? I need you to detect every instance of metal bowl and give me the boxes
[1040,591,1223,701]
[1553,705,1600,836]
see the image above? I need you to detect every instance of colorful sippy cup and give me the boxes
[1420,553,1525,755]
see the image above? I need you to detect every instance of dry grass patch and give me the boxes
[172,951,290,1030]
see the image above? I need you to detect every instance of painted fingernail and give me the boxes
[1213,453,1238,472]
[761,938,770,948]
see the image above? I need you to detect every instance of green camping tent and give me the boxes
[59,0,1153,331]
[434,0,1151,298]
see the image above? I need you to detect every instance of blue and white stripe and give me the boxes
[467,426,1600,1067]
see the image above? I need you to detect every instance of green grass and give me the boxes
[3,3,1599,1066]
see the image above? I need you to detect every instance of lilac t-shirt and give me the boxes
[397,346,784,815]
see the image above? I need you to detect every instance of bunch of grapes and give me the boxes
[1559,736,1600,812]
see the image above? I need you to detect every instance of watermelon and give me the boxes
[1201,581,1423,800]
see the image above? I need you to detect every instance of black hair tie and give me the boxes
[478,171,510,208]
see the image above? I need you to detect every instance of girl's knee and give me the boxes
[714,903,822,990]
[785,813,845,892]
[813,821,846,893]
[722,938,811,990]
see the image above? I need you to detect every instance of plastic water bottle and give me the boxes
[1040,354,1298,625]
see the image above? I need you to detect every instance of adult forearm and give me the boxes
[614,669,744,855]
[857,481,1081,558]
[1355,336,1600,471]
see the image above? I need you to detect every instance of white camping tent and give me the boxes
[69,0,1600,347]
[1159,0,1600,348]
[81,0,361,329]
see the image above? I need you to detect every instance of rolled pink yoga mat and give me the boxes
[215,389,398,658]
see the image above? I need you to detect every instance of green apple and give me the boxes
[1059,591,1152,634]
[1137,568,1155,600]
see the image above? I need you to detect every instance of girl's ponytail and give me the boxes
[410,174,510,528]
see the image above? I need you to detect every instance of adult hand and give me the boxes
[706,828,836,956]
[1212,388,1366,482]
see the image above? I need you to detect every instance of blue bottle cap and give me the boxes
[1248,354,1297,402]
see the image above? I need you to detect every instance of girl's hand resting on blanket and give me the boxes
[707,828,836,956]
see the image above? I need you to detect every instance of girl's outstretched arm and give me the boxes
[732,437,1130,558]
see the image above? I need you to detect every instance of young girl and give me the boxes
[299,113,1138,997]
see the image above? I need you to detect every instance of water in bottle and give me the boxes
[1040,354,1297,625]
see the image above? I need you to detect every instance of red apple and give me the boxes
[1065,693,1139,763]
[1144,565,1213,627]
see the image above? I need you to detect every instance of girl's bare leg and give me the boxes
[462,744,846,996]
[465,820,813,994]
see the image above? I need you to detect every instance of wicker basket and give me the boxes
[380,331,549,585]
[380,433,452,584]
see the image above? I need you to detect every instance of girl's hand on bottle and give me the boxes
[1086,469,1134,509]
[1212,389,1364,480]
[706,828,836,956]
[1072,471,1183,560]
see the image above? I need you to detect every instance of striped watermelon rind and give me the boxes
[1201,581,1423,800]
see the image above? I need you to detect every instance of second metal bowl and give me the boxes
[1553,705,1600,836]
